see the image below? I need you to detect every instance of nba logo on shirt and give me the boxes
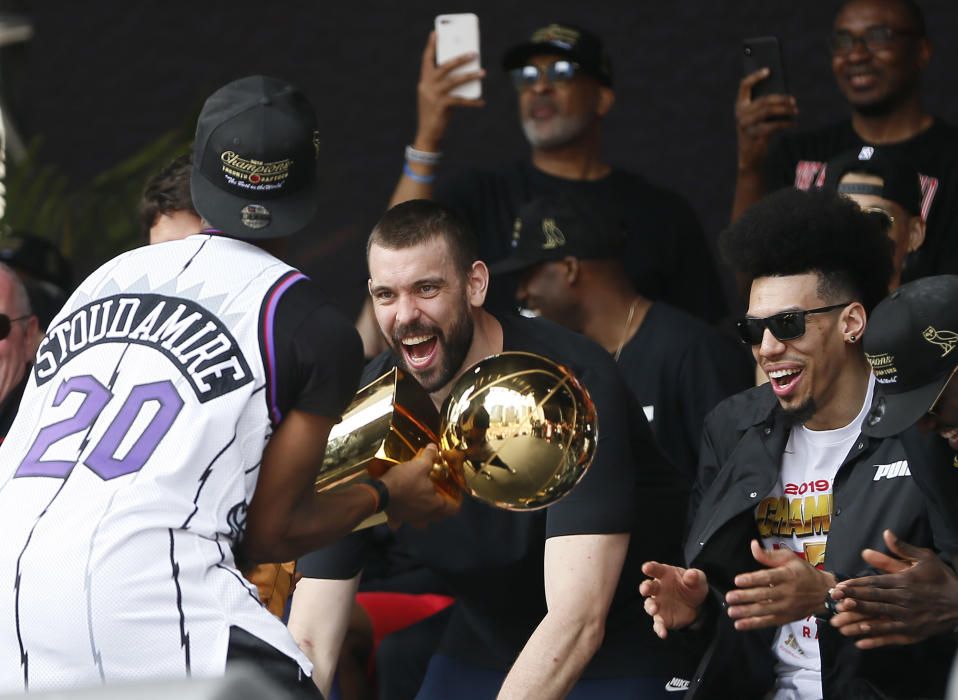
[857,146,875,161]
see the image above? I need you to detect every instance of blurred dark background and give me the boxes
[1,0,957,317]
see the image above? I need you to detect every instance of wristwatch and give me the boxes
[363,478,390,514]
[817,588,840,621]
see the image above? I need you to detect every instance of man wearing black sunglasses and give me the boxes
[640,188,956,698]
[0,262,37,444]
[355,22,726,359]
[733,0,958,287]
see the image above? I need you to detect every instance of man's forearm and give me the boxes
[387,137,440,208]
[730,167,767,223]
[388,172,435,208]
[244,484,378,565]
[501,533,628,697]
[389,173,433,209]
[497,610,604,700]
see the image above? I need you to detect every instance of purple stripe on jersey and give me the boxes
[262,271,307,424]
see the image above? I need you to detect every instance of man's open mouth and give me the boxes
[767,367,804,397]
[401,334,439,369]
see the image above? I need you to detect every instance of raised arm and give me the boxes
[730,68,798,223]
[496,533,629,700]
[388,30,485,208]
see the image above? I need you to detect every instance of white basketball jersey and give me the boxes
[0,235,312,692]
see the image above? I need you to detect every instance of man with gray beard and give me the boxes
[357,23,725,358]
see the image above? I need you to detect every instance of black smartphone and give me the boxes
[743,36,788,98]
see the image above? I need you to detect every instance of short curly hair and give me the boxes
[140,153,196,239]
[720,187,894,313]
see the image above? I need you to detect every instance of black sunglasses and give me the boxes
[829,25,917,54]
[860,206,895,229]
[0,314,30,341]
[510,60,580,90]
[735,303,851,345]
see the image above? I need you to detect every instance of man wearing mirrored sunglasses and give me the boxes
[733,0,958,288]
[0,261,36,444]
[355,22,726,358]
[640,188,956,699]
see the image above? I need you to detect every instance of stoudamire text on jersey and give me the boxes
[34,294,253,401]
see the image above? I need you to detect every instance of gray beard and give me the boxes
[521,112,592,149]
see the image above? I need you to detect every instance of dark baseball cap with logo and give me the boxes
[0,232,72,292]
[863,275,958,437]
[191,75,320,240]
[488,194,626,276]
[502,23,613,87]
[821,147,922,216]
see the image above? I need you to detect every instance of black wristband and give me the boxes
[363,478,390,513]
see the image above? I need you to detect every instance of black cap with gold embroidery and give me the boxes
[191,75,320,240]
[502,23,612,87]
[488,194,625,276]
[863,275,958,437]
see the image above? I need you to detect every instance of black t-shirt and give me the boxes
[299,313,692,678]
[266,276,364,422]
[437,161,728,323]
[765,118,958,283]
[616,302,753,484]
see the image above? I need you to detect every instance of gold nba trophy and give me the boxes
[318,351,599,526]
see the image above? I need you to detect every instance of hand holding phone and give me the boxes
[742,36,788,99]
[735,36,797,174]
[434,13,482,100]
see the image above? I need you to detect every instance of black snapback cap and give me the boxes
[863,275,958,437]
[0,232,72,292]
[191,75,320,240]
[489,193,626,276]
[821,147,922,216]
[502,23,613,87]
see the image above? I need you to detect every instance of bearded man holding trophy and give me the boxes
[288,200,692,700]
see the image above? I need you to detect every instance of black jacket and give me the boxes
[683,383,957,700]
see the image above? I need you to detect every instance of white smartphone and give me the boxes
[434,13,481,100]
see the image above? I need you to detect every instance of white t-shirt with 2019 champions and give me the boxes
[754,376,874,700]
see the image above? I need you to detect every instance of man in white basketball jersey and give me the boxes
[0,76,449,698]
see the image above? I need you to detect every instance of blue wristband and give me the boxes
[403,162,436,185]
